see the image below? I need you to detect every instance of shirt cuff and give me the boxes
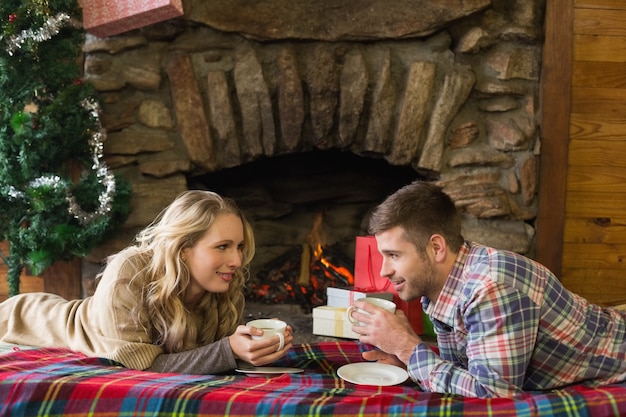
[407,342,438,391]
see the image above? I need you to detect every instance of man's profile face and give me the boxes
[375,226,436,302]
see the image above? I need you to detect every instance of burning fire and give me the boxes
[248,212,354,311]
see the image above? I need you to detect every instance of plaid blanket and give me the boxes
[1,341,626,417]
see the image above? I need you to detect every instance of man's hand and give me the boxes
[362,349,406,368]
[350,299,422,364]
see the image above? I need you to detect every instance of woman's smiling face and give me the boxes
[182,213,245,304]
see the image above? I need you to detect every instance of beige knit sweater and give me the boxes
[0,248,235,372]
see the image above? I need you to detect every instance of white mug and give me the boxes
[346,297,396,326]
[246,318,287,351]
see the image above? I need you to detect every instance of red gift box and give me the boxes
[81,0,184,38]
[354,235,424,335]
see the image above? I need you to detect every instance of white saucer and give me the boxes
[337,363,409,386]
[235,366,304,375]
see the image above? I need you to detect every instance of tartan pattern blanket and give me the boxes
[1,341,626,417]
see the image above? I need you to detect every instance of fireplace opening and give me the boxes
[188,149,423,311]
[245,211,358,312]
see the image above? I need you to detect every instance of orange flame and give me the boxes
[307,211,354,285]
[308,212,325,259]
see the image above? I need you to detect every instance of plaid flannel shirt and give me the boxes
[408,241,626,398]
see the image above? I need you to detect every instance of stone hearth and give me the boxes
[81,0,545,306]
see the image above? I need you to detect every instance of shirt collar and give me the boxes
[423,241,471,327]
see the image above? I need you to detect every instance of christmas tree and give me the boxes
[0,0,131,297]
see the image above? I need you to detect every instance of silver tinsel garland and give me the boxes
[2,11,117,226]
[66,98,117,226]
[4,13,79,56]
[7,101,117,226]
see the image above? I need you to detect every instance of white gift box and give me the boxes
[312,306,360,339]
[326,286,394,308]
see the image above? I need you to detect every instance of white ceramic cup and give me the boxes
[346,298,397,326]
[246,318,287,351]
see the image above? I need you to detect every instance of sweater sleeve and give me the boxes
[88,250,239,373]
[147,337,237,374]
[86,250,164,370]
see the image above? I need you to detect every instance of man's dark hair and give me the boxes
[368,181,464,252]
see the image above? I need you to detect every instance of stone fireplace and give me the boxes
[81,0,545,304]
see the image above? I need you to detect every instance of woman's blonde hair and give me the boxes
[121,190,255,353]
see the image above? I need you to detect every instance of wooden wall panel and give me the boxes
[560,268,626,306]
[574,35,626,62]
[535,0,573,276]
[570,113,626,139]
[562,243,626,305]
[565,192,626,218]
[572,61,626,88]
[558,1,626,305]
[572,87,626,113]
[563,243,626,268]
[574,0,626,10]
[573,9,626,36]
[0,242,44,302]
[0,240,80,301]
[563,217,626,244]
[568,139,626,166]
[567,166,626,192]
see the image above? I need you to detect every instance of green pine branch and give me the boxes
[0,0,132,296]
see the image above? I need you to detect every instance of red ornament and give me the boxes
[8,13,17,23]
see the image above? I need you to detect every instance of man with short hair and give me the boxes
[350,181,626,398]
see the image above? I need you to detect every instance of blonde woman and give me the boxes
[0,190,293,374]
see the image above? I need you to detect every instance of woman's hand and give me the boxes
[228,324,294,366]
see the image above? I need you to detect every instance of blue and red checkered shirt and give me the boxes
[409,241,626,398]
